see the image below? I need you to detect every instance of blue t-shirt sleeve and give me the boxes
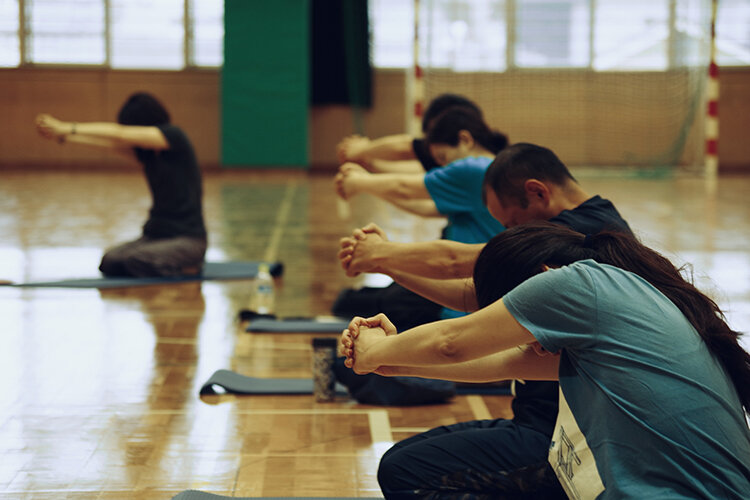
[503,263,599,353]
[423,157,488,215]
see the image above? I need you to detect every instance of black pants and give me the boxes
[99,235,207,278]
[378,418,566,500]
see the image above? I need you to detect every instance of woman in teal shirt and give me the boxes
[342,222,750,499]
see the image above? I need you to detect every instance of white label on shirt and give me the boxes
[549,389,605,500]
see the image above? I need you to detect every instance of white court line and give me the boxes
[466,395,492,420]
[264,180,298,263]
[368,409,393,443]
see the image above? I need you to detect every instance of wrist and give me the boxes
[70,122,77,135]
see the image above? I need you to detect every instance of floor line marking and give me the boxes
[467,395,492,420]
[264,181,297,263]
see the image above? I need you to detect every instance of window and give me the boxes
[515,0,589,68]
[2,0,222,69]
[110,0,184,69]
[593,0,670,71]
[420,0,507,71]
[370,0,414,68]
[190,0,223,67]
[26,0,106,65]
[716,0,750,66]
[0,0,20,67]
[372,0,729,71]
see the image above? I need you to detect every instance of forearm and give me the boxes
[65,134,133,156]
[357,134,416,163]
[388,272,477,312]
[359,300,536,370]
[371,240,482,279]
[380,347,559,382]
[369,159,425,174]
[387,198,443,217]
[67,122,168,150]
[350,173,430,202]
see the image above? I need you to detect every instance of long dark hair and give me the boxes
[422,93,482,133]
[117,92,170,126]
[426,106,508,155]
[473,221,750,413]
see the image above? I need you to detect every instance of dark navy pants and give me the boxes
[378,418,566,499]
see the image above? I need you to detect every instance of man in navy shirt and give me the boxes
[338,143,632,498]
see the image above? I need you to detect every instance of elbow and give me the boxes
[436,330,464,362]
[432,247,472,280]
[393,180,417,201]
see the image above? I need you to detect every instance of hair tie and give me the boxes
[583,234,595,249]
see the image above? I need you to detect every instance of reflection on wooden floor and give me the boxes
[0,168,748,498]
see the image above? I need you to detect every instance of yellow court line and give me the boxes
[368,409,393,443]
[466,395,492,420]
[264,180,298,263]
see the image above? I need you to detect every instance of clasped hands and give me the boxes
[333,162,371,200]
[338,313,398,375]
[35,114,70,141]
[338,223,388,277]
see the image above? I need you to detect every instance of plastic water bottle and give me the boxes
[250,263,275,316]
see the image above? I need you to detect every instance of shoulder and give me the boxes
[551,196,632,235]
[447,156,493,170]
[156,124,191,149]
[427,156,492,180]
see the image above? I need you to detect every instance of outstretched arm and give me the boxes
[389,272,478,312]
[334,165,430,202]
[35,114,169,151]
[376,346,559,382]
[340,304,550,379]
[337,134,416,167]
[340,228,483,279]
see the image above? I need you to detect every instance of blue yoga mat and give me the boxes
[172,491,381,500]
[1,261,283,289]
[246,317,350,333]
[200,369,348,396]
[200,369,509,397]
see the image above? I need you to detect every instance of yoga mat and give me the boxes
[200,370,510,397]
[1,261,283,289]
[200,369,347,396]
[246,317,350,333]
[173,491,381,500]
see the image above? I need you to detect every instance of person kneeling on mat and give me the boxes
[340,222,750,499]
[35,92,207,278]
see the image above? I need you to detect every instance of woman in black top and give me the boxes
[35,92,207,277]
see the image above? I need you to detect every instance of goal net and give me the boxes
[412,0,713,172]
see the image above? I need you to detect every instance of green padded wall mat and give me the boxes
[222,0,309,167]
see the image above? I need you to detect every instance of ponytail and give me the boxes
[426,106,508,155]
[474,221,750,413]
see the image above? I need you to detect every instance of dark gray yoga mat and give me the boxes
[200,369,510,397]
[200,369,347,396]
[246,317,350,333]
[1,261,283,288]
[172,491,381,500]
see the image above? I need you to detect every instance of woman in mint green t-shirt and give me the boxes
[341,221,750,499]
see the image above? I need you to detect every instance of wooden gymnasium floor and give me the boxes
[1,167,749,499]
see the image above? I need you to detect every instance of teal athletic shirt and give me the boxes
[423,156,505,245]
[424,156,505,319]
[504,260,750,499]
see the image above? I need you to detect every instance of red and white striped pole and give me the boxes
[410,0,424,136]
[705,0,719,180]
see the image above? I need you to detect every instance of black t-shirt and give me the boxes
[411,138,440,171]
[135,124,206,239]
[512,196,632,435]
